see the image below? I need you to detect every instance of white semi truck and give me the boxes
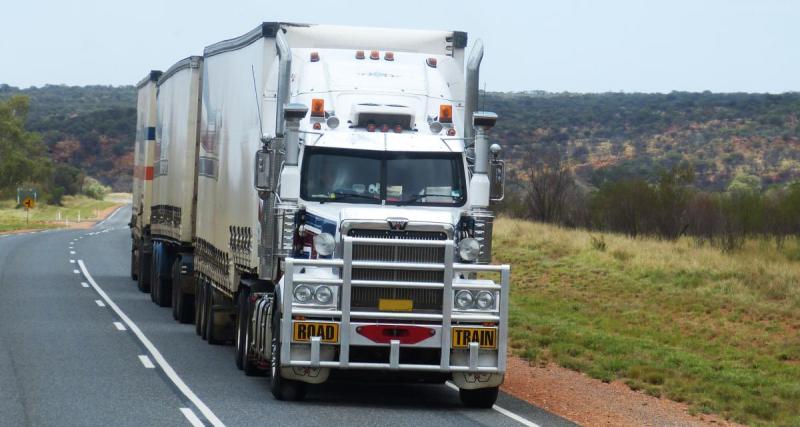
[132,22,509,408]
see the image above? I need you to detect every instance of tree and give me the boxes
[522,147,575,223]
[0,96,52,197]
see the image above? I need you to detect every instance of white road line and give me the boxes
[113,322,126,331]
[445,382,540,427]
[95,300,106,307]
[70,251,76,255]
[77,260,224,427]
[180,408,205,427]
[70,259,75,264]
[96,205,123,228]
[81,282,89,288]
[73,269,79,274]
[138,355,155,369]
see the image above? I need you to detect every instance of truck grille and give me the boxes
[348,229,447,312]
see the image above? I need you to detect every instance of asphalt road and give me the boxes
[0,205,575,427]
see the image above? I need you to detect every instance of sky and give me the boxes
[0,0,797,93]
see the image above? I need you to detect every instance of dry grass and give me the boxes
[494,217,800,426]
[0,194,123,232]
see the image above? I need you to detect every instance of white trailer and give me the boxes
[135,22,508,408]
[148,56,203,321]
[131,70,161,292]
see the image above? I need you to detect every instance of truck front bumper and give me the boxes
[280,236,510,380]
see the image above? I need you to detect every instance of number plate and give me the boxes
[378,298,413,312]
[292,321,339,343]
[451,327,498,349]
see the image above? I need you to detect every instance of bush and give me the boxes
[82,176,110,200]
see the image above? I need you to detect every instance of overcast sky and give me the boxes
[1,0,797,93]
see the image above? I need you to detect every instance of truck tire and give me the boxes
[270,300,307,401]
[205,282,223,345]
[137,240,150,293]
[171,259,181,320]
[130,244,138,281]
[458,386,499,408]
[150,257,158,303]
[195,278,204,336]
[236,288,262,375]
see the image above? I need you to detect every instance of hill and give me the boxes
[1,85,799,192]
[485,91,800,190]
[0,84,136,191]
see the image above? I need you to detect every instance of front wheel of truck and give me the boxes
[459,386,499,408]
[270,300,307,401]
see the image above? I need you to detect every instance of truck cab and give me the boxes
[258,43,509,407]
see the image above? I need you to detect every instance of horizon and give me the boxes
[2,83,799,96]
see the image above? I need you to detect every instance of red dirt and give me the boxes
[501,355,742,427]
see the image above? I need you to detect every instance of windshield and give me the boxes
[301,148,466,206]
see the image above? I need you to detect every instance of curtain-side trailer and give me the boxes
[131,70,161,292]
[148,56,203,322]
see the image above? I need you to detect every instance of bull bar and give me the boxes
[281,235,510,373]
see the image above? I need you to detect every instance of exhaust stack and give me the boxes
[463,40,484,142]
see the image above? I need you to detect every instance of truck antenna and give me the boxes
[251,65,264,137]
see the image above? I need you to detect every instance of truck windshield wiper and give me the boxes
[395,192,457,206]
[322,191,380,203]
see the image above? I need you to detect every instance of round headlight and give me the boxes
[475,291,495,310]
[313,233,335,256]
[293,285,314,303]
[458,238,481,262]
[314,285,333,304]
[455,290,474,310]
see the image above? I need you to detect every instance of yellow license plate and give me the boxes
[292,322,339,343]
[378,298,413,312]
[451,327,498,349]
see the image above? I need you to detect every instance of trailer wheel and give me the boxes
[205,283,223,345]
[171,259,180,320]
[130,243,138,281]
[136,240,150,293]
[458,386,499,409]
[270,300,307,401]
[194,278,204,336]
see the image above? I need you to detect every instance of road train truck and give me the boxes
[131,22,509,408]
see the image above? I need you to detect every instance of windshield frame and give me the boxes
[300,147,467,207]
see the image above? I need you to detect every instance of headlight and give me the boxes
[314,285,333,304]
[475,291,495,310]
[454,290,474,309]
[457,238,480,262]
[293,285,314,303]
[313,233,335,256]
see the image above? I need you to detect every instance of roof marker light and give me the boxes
[310,51,320,62]
[426,57,437,68]
[381,124,390,133]
[447,128,456,136]
[370,50,380,60]
[355,50,365,60]
[439,104,453,124]
[312,122,321,130]
[384,52,395,61]
[393,124,403,133]
[311,98,325,117]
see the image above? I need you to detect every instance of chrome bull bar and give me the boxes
[281,235,510,373]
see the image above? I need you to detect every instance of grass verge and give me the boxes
[495,218,800,426]
[0,194,123,232]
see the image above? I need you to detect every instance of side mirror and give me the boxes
[254,149,271,193]
[489,144,504,201]
[489,159,505,202]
